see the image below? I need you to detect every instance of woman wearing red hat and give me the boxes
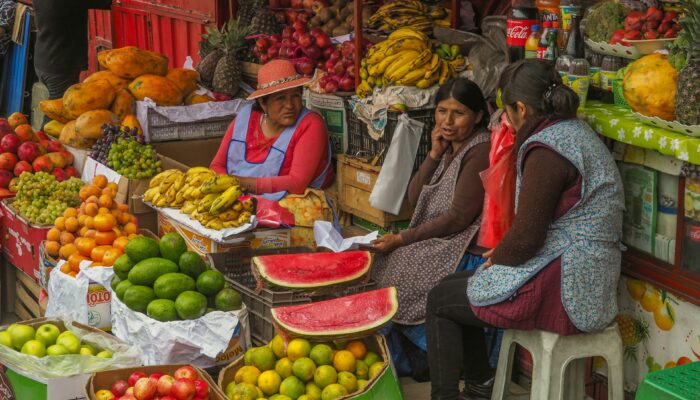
[210,59,334,200]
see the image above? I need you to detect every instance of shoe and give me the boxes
[462,376,494,399]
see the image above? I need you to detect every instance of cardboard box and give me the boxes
[86,364,226,400]
[63,145,91,175]
[13,267,47,321]
[153,137,223,169]
[304,90,349,155]
[217,335,402,400]
[157,211,291,256]
[0,199,51,280]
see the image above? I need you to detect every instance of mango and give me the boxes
[39,99,70,123]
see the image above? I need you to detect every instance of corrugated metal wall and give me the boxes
[1,10,32,115]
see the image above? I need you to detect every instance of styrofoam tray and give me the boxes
[633,112,700,137]
[586,38,641,59]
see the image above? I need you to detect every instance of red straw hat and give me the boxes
[247,59,310,100]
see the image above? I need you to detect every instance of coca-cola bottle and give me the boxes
[507,0,539,62]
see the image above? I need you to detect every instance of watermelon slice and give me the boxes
[252,251,372,289]
[271,287,398,338]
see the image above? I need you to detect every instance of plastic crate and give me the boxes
[143,106,232,142]
[208,248,377,344]
[345,103,433,171]
[636,361,700,399]
[612,79,630,109]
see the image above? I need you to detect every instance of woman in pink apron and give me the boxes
[210,60,333,200]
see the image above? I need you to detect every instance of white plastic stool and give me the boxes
[491,324,624,400]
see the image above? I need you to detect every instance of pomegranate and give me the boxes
[298,32,313,49]
[334,61,346,76]
[324,79,339,93]
[329,51,341,63]
[293,20,307,32]
[296,58,315,76]
[302,44,322,60]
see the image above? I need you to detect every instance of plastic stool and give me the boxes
[491,324,624,400]
[635,361,700,399]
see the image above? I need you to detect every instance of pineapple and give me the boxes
[615,314,649,361]
[250,7,282,36]
[237,0,264,27]
[620,0,658,11]
[675,0,700,125]
[212,19,253,97]
[197,26,224,86]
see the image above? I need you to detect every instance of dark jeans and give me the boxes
[35,68,81,124]
[427,270,493,400]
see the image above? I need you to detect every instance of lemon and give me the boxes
[287,338,311,361]
[233,382,259,399]
[369,361,384,379]
[276,357,294,379]
[279,376,306,399]
[234,365,262,385]
[270,334,287,358]
[306,382,322,400]
[252,346,277,371]
[258,370,283,396]
[332,350,356,373]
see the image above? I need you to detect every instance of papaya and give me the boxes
[39,99,70,123]
[62,79,116,119]
[128,257,179,287]
[166,68,199,96]
[129,75,184,106]
[84,70,131,91]
[100,46,169,79]
[75,109,120,140]
[59,120,95,149]
[184,92,214,105]
[111,89,136,120]
[43,120,65,138]
[97,49,110,69]
[121,114,142,135]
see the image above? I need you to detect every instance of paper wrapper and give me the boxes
[45,261,94,325]
[147,202,258,242]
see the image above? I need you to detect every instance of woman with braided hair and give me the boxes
[426,59,624,400]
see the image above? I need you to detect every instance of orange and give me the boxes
[90,245,113,262]
[86,195,99,204]
[98,194,113,209]
[84,216,95,229]
[124,222,139,235]
[68,253,89,272]
[102,248,123,265]
[90,262,108,268]
[78,226,90,237]
[113,227,122,238]
[102,187,116,199]
[98,207,110,215]
[117,203,129,212]
[75,237,97,257]
[111,209,123,221]
[60,262,72,274]
[107,182,119,193]
[86,184,101,197]
[77,214,88,227]
[118,212,132,225]
[85,203,99,217]
[112,236,130,252]
[54,217,66,231]
[95,230,117,246]
[59,243,78,259]
[64,217,79,233]
[63,207,78,218]
[345,341,367,360]
[59,231,75,245]
[45,240,60,257]
[84,229,97,239]
[93,175,108,189]
[128,233,139,239]
[68,271,78,278]
[79,186,90,201]
[94,214,116,232]
[47,228,61,242]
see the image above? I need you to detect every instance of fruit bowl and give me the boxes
[585,38,641,59]
[633,112,700,137]
[624,38,675,55]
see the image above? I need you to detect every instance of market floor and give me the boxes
[400,377,431,399]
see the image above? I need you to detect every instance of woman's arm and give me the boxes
[490,146,578,266]
[400,142,490,245]
[209,121,235,175]
[255,114,328,195]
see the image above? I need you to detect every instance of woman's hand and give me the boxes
[234,176,257,193]
[429,125,449,160]
[371,234,405,253]
[482,248,494,269]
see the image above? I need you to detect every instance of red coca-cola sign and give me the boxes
[507,19,537,46]
[688,224,700,243]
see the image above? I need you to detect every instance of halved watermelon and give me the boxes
[271,287,398,338]
[252,251,372,289]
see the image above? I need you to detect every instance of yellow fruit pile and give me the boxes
[622,53,678,121]
[144,167,254,230]
[366,0,451,33]
[357,28,463,97]
[226,336,386,400]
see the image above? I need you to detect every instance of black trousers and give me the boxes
[426,270,493,400]
[35,68,81,125]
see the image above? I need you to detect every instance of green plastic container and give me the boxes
[613,79,630,109]
[636,361,700,399]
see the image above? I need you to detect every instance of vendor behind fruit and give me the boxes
[210,60,334,200]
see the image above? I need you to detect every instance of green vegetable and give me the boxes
[584,2,626,43]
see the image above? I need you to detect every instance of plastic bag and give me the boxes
[278,189,334,227]
[477,111,516,248]
[246,195,295,228]
[370,114,425,215]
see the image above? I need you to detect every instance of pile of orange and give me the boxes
[44,175,140,277]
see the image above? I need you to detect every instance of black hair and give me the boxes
[434,78,490,130]
[499,59,579,120]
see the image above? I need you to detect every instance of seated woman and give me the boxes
[211,59,333,200]
[370,78,491,345]
[426,59,624,400]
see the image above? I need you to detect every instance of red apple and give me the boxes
[296,58,315,75]
[13,160,31,177]
[128,372,147,387]
[64,165,78,178]
[157,375,176,396]
[51,167,66,182]
[173,366,198,381]
[0,152,17,171]
[111,380,130,396]
[0,119,13,136]
[329,51,341,63]
[17,141,41,163]
[46,140,63,152]
[170,379,196,400]
[346,64,355,77]
[339,76,354,92]
[133,377,157,400]
[297,10,310,23]
[119,395,137,400]
[35,131,49,141]
[315,32,332,49]
[302,44,322,60]
[193,380,209,397]
[322,46,334,58]
[1,134,20,154]
[298,32,313,48]
[32,155,53,172]
[324,79,339,93]
[160,397,177,400]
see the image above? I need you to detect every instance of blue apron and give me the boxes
[226,104,332,201]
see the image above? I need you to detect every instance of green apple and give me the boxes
[21,340,46,357]
[80,345,97,356]
[9,324,35,351]
[35,324,61,347]
[57,331,76,341]
[57,335,81,354]
[46,344,70,356]
[96,350,112,358]
[0,331,12,348]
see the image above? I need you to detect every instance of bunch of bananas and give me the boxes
[144,167,254,230]
[366,0,451,33]
[356,29,462,97]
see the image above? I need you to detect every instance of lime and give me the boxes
[279,376,305,399]
[276,357,294,378]
[313,365,337,389]
[292,357,316,382]
[309,344,333,366]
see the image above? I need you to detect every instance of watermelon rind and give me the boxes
[271,287,398,339]
[252,251,372,289]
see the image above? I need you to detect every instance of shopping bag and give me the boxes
[369,114,425,215]
[477,112,516,248]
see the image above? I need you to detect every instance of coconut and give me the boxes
[325,19,340,30]
[318,8,334,23]
[332,25,351,37]
[339,6,352,20]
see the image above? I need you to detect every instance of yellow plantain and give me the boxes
[181,201,197,214]
[149,169,179,188]
[424,53,441,79]
[396,66,430,85]
[371,51,405,76]
[158,171,183,193]
[223,220,242,229]
[200,175,239,194]
[388,28,429,42]
[438,59,450,85]
[218,209,240,222]
[205,219,224,230]
[237,211,252,225]
[383,50,421,81]
[186,167,213,176]
[416,74,439,89]
[210,185,242,215]
[143,187,158,203]
[197,193,219,213]
[387,49,432,82]
[384,38,427,56]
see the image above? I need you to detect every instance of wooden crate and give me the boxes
[14,267,44,321]
[336,154,413,229]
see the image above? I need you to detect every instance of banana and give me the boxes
[424,53,441,79]
[200,175,240,195]
[242,198,255,212]
[438,59,450,85]
[210,186,242,215]
[218,209,240,222]
[387,49,432,82]
[371,51,405,76]
[232,201,243,212]
[149,169,179,189]
[449,56,466,71]
[143,187,157,203]
[383,50,420,81]
[186,171,216,187]
[155,195,168,208]
[197,193,219,213]
[356,80,373,98]
[158,171,184,194]
[186,167,214,176]
[175,186,187,205]
[435,47,449,59]
[396,66,430,85]
[190,188,202,200]
[223,220,242,229]
[384,38,427,56]
[416,75,439,89]
[181,201,197,214]
[182,185,195,201]
[388,28,429,42]
[205,219,224,230]
[435,19,451,27]
[237,211,252,226]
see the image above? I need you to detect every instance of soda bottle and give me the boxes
[525,25,541,59]
[563,14,584,58]
[543,27,559,61]
[536,0,560,24]
[507,0,539,62]
[537,21,552,59]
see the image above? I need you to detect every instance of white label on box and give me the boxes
[86,284,112,330]
[356,171,371,185]
[80,157,122,184]
[47,373,90,400]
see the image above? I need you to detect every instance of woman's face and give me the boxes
[259,88,303,127]
[504,101,527,132]
[435,98,482,143]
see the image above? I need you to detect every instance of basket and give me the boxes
[636,361,700,400]
[143,106,232,142]
[612,79,630,109]
[208,248,377,344]
[345,103,433,172]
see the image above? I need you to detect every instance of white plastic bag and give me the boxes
[45,261,92,325]
[369,114,425,214]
